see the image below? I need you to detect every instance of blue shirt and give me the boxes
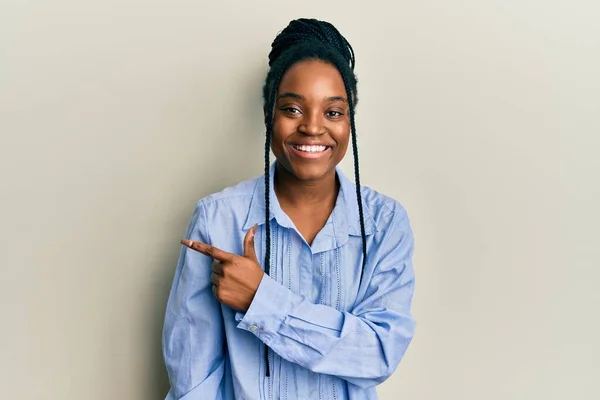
[163,164,416,400]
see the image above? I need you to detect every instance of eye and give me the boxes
[326,110,344,118]
[281,107,301,114]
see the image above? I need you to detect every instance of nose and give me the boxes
[298,110,325,136]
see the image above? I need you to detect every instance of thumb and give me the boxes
[243,224,259,262]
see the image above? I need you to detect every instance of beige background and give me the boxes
[1,0,598,399]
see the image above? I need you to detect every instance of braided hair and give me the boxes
[261,18,366,376]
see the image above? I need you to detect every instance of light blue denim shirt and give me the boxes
[163,164,416,400]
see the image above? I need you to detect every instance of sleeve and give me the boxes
[235,206,416,389]
[162,200,225,400]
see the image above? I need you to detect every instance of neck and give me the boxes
[273,163,339,209]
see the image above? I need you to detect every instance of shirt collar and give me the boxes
[243,163,377,243]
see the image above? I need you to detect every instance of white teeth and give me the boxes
[293,145,328,152]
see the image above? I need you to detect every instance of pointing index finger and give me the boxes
[181,239,235,262]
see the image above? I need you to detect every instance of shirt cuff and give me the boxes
[235,273,294,343]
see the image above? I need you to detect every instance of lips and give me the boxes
[288,143,332,159]
[292,144,330,153]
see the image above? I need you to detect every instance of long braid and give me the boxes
[348,94,368,279]
[330,57,367,282]
[263,129,271,377]
[263,63,288,276]
[262,63,288,378]
[264,132,271,275]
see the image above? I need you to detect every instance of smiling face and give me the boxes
[270,59,350,183]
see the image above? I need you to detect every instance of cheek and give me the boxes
[270,119,288,155]
[271,113,299,146]
[273,114,295,133]
[334,126,351,157]
[337,138,350,160]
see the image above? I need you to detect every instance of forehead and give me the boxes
[278,60,346,98]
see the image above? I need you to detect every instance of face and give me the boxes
[270,59,350,183]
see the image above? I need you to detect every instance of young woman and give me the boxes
[162,18,416,400]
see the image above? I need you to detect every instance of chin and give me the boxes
[288,162,336,182]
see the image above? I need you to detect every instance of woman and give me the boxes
[163,18,416,400]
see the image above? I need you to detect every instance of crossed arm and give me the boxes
[163,201,416,399]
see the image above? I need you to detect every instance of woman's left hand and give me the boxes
[181,225,264,313]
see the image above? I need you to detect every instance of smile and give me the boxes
[290,144,332,159]
[293,144,330,152]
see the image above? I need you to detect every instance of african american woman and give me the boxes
[162,18,416,400]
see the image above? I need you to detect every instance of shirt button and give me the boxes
[249,325,259,332]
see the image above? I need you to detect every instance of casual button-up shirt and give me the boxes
[163,164,416,400]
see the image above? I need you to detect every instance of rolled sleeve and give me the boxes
[236,273,295,344]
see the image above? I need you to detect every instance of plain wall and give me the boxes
[1,1,598,399]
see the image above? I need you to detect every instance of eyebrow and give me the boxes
[278,92,304,100]
[325,96,347,103]
[277,92,347,103]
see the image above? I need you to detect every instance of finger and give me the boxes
[212,284,218,298]
[212,260,223,276]
[210,272,219,285]
[181,239,235,262]
[243,224,259,262]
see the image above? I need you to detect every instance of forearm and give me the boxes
[236,273,415,388]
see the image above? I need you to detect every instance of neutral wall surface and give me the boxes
[1,1,598,399]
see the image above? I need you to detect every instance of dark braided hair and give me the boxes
[261,18,366,376]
